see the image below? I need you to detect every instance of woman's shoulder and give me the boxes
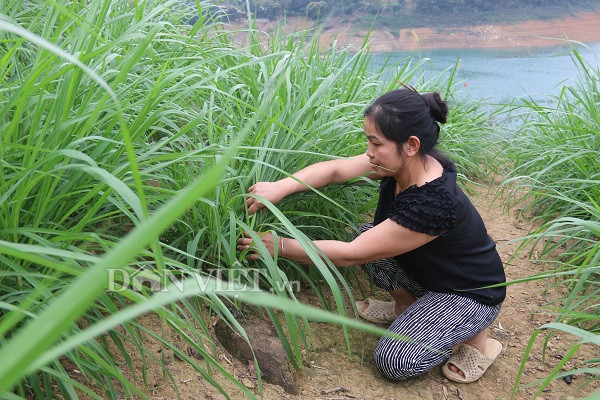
[403,154,456,197]
[400,168,453,199]
[390,172,457,236]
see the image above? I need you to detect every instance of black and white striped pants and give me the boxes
[359,223,502,380]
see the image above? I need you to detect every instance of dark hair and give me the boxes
[364,86,451,165]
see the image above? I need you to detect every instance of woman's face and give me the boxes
[363,117,404,176]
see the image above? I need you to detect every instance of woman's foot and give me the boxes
[443,329,503,383]
[447,329,488,377]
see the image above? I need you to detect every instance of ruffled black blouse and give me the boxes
[373,162,506,306]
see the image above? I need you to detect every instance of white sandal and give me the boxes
[355,298,397,324]
[442,338,503,383]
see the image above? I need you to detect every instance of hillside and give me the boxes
[227,10,600,51]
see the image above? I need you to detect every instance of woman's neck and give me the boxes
[394,155,443,193]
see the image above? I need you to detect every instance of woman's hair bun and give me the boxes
[422,92,448,124]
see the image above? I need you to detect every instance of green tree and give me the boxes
[288,0,312,14]
[306,1,327,17]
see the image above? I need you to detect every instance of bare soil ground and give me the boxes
[98,184,599,400]
[228,11,600,51]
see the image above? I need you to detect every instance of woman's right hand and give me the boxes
[246,181,287,215]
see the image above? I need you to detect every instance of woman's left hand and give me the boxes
[237,231,279,261]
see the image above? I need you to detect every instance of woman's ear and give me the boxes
[403,136,421,156]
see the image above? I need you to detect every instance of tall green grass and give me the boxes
[501,45,600,396]
[0,1,381,397]
[0,1,501,398]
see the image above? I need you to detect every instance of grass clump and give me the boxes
[0,1,403,398]
[501,45,600,395]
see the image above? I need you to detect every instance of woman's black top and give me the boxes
[373,162,506,306]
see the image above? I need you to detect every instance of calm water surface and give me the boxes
[370,42,600,102]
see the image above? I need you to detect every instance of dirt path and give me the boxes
[232,11,600,51]
[121,184,598,400]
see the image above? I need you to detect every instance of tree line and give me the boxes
[224,0,600,25]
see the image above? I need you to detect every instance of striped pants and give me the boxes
[359,224,502,380]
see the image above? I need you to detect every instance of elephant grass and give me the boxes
[501,44,600,396]
[0,1,503,398]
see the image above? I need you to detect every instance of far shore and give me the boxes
[229,11,600,52]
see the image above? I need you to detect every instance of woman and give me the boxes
[237,87,506,383]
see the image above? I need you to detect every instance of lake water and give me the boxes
[370,42,600,103]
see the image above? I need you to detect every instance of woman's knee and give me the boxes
[373,339,438,380]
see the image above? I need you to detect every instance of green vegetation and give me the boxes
[353,1,600,31]
[0,0,598,399]
[501,47,600,396]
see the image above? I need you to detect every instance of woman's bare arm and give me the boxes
[238,219,436,266]
[246,154,379,214]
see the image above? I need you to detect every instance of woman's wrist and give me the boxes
[277,177,296,198]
